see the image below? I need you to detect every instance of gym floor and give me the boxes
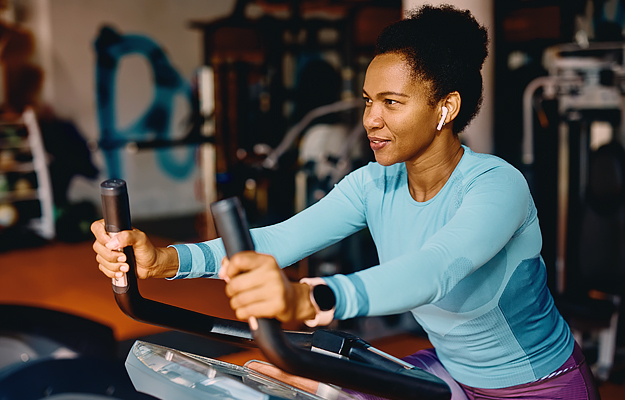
[0,236,623,399]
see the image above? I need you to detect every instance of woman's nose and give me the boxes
[363,107,383,131]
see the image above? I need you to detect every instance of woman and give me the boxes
[92,5,600,399]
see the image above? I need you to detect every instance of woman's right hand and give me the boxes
[91,219,179,279]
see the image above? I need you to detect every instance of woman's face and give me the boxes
[362,53,441,167]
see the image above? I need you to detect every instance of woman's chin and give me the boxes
[373,155,397,167]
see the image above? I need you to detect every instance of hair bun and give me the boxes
[407,5,488,71]
[458,14,489,71]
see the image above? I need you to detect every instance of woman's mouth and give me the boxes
[369,138,390,151]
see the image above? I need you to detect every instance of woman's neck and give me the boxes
[405,137,464,202]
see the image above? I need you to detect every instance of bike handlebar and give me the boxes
[101,179,260,348]
[100,179,451,400]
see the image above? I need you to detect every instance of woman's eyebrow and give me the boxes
[362,89,409,98]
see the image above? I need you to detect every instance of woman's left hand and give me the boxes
[220,251,316,324]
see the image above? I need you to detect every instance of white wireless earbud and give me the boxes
[437,106,448,131]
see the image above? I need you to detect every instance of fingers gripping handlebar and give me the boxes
[100,179,256,347]
[100,179,451,400]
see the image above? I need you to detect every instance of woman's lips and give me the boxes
[369,138,390,151]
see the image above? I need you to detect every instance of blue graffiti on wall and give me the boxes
[94,26,195,179]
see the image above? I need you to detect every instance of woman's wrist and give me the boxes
[154,246,180,278]
[298,278,336,327]
[294,282,318,322]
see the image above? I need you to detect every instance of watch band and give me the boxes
[299,277,336,327]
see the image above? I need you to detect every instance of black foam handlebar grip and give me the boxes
[101,179,137,294]
[101,179,132,233]
[210,197,255,254]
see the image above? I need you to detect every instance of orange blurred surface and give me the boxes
[0,238,236,341]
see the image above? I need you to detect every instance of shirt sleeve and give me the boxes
[324,166,533,320]
[168,168,370,279]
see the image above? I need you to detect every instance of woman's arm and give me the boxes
[170,167,370,279]
[221,165,534,326]
[325,166,534,319]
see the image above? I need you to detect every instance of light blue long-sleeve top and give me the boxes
[170,145,574,389]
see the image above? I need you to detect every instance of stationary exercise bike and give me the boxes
[100,179,451,400]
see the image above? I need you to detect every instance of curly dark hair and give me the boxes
[375,4,488,134]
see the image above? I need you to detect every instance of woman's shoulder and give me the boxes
[460,146,529,196]
[461,146,523,178]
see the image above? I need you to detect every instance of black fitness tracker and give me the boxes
[312,284,336,311]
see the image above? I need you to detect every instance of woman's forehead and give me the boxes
[364,53,426,96]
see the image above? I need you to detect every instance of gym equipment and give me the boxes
[100,178,451,400]
[0,305,154,400]
[523,43,625,381]
[0,357,156,400]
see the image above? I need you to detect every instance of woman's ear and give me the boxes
[440,91,461,129]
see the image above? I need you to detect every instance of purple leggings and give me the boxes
[345,343,600,400]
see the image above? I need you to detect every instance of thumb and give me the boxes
[105,235,120,250]
[104,230,137,250]
[219,257,230,282]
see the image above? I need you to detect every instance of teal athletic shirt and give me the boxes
[170,145,574,389]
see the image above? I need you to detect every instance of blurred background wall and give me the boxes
[2,0,493,224]
[11,0,236,220]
